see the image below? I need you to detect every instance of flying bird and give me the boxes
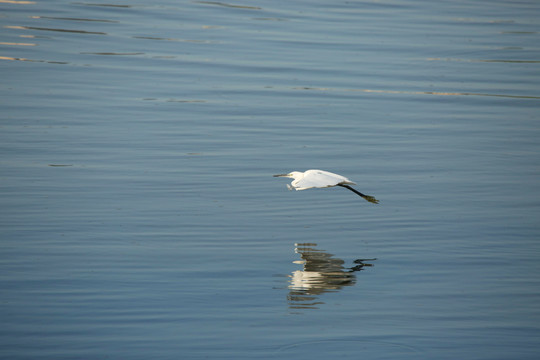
[273,169,379,204]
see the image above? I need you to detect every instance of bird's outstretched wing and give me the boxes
[294,169,355,190]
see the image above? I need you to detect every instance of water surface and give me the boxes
[1,0,540,359]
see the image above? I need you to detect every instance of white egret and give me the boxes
[273,169,379,204]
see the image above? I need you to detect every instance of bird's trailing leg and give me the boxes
[338,184,379,204]
[286,184,294,191]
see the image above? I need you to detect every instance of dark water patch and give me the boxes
[30,16,119,23]
[194,1,262,10]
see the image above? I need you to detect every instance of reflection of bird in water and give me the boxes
[273,169,379,203]
[288,243,375,309]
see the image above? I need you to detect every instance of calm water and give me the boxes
[1,0,540,359]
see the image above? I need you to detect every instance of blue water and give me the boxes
[2,0,540,359]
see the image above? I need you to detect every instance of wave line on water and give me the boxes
[0,56,69,64]
[0,0,36,3]
[4,25,106,35]
[428,57,540,64]
[293,86,540,100]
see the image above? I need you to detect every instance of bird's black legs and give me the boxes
[338,185,379,204]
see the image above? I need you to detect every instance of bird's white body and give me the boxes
[284,169,356,190]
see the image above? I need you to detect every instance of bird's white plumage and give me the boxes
[274,169,356,190]
[290,169,356,190]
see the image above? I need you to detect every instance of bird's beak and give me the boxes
[273,173,289,177]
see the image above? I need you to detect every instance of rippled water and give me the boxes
[2,0,540,359]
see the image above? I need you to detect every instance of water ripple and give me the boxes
[4,25,107,35]
[294,86,540,100]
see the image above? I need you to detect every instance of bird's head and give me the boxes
[273,171,303,180]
